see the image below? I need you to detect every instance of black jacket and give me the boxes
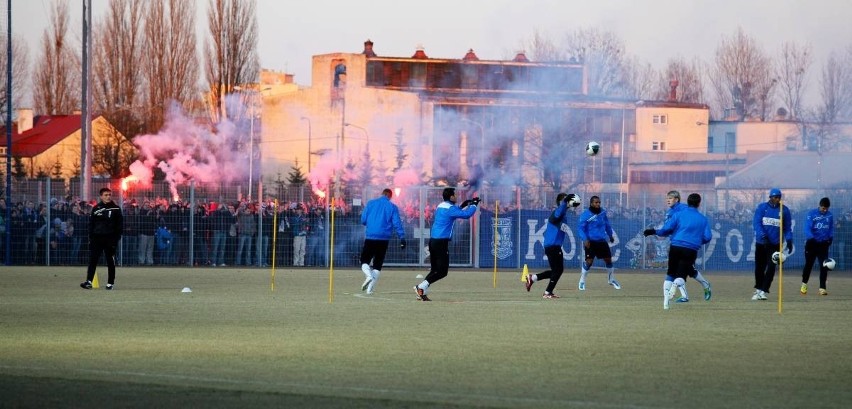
[89,200,123,242]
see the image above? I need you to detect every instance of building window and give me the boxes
[708,136,714,153]
[652,141,666,151]
[724,132,736,153]
[652,114,668,124]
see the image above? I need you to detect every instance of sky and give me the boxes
[12,0,852,103]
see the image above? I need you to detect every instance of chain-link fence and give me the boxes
[2,177,850,271]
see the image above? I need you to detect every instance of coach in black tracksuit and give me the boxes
[80,188,123,290]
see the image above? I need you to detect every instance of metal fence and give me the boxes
[1,178,850,271]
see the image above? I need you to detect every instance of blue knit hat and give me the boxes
[769,188,782,198]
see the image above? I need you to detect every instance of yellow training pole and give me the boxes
[271,200,278,291]
[493,200,499,288]
[328,198,336,304]
[778,199,784,314]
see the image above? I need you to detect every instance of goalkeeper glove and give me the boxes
[643,228,656,237]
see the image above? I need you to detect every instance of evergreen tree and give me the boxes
[392,128,408,171]
[11,157,26,178]
[286,159,307,186]
[51,158,63,179]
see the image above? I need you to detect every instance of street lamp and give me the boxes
[301,117,312,173]
[344,122,370,149]
[234,86,270,200]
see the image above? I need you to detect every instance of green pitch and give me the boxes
[1,266,850,408]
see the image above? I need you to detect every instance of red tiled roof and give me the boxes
[0,114,97,158]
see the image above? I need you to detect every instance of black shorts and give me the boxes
[584,240,612,260]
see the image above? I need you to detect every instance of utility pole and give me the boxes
[80,0,92,201]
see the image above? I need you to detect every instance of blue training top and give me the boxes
[577,207,613,242]
[655,206,712,251]
[543,201,570,247]
[666,201,687,220]
[361,195,405,240]
[752,201,792,245]
[430,201,477,240]
[804,208,834,242]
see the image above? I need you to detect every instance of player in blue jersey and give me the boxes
[414,188,479,301]
[576,196,621,291]
[800,197,834,296]
[359,188,406,295]
[525,192,581,298]
[644,193,712,310]
[664,191,712,302]
[752,188,793,300]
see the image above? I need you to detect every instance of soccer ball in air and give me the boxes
[823,258,836,270]
[585,141,600,156]
[771,251,786,265]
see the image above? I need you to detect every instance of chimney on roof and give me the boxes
[411,44,428,59]
[16,108,33,133]
[463,49,479,61]
[669,79,679,102]
[513,51,529,62]
[362,39,376,57]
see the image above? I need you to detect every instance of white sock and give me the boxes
[580,268,588,281]
[663,280,673,298]
[693,271,710,289]
[361,263,372,279]
[607,267,615,282]
[417,280,429,291]
[674,278,687,299]
[531,274,538,282]
[367,270,381,293]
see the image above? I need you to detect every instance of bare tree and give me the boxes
[92,123,138,178]
[0,34,30,125]
[519,29,565,62]
[622,56,657,101]
[143,0,199,132]
[820,49,852,124]
[204,0,260,123]
[707,27,775,120]
[656,57,705,103]
[810,50,852,151]
[562,27,627,97]
[775,41,812,121]
[33,0,80,115]
[93,0,144,140]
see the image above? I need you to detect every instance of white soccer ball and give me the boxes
[823,258,836,270]
[771,251,786,265]
[568,194,582,208]
[585,141,600,156]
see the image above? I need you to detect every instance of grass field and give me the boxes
[1,265,850,408]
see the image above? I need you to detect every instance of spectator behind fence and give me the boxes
[137,202,157,266]
[258,204,274,267]
[121,203,138,266]
[235,202,256,266]
[291,206,308,266]
[307,206,325,266]
[210,203,234,267]
[193,205,210,266]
